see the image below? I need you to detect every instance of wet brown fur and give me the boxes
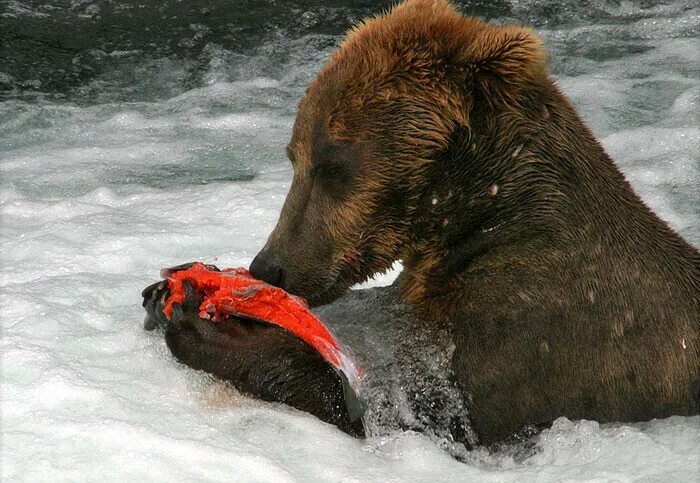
[253,0,700,443]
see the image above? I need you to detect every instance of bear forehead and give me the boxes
[339,0,481,63]
[288,0,546,165]
[309,0,545,101]
[288,1,472,160]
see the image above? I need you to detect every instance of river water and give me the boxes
[1,1,698,481]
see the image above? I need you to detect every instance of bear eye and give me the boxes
[315,161,344,179]
[311,142,359,200]
[309,123,362,200]
[313,160,353,201]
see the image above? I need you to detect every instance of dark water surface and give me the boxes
[3,1,697,103]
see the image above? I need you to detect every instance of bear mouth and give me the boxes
[305,248,366,307]
[341,248,362,273]
[306,283,350,307]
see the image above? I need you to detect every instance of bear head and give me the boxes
[250,0,548,306]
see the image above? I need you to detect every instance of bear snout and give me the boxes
[249,250,287,290]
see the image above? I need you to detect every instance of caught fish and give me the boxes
[160,262,365,420]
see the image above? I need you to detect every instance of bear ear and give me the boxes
[461,25,547,102]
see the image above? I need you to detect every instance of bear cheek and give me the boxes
[281,214,342,296]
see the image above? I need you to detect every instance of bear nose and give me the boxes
[249,251,286,289]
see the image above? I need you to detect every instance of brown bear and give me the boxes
[147,0,699,445]
[246,0,700,443]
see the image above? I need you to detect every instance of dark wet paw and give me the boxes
[142,277,202,331]
[142,280,169,331]
[160,261,220,279]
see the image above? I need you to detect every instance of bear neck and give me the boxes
[396,86,683,307]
